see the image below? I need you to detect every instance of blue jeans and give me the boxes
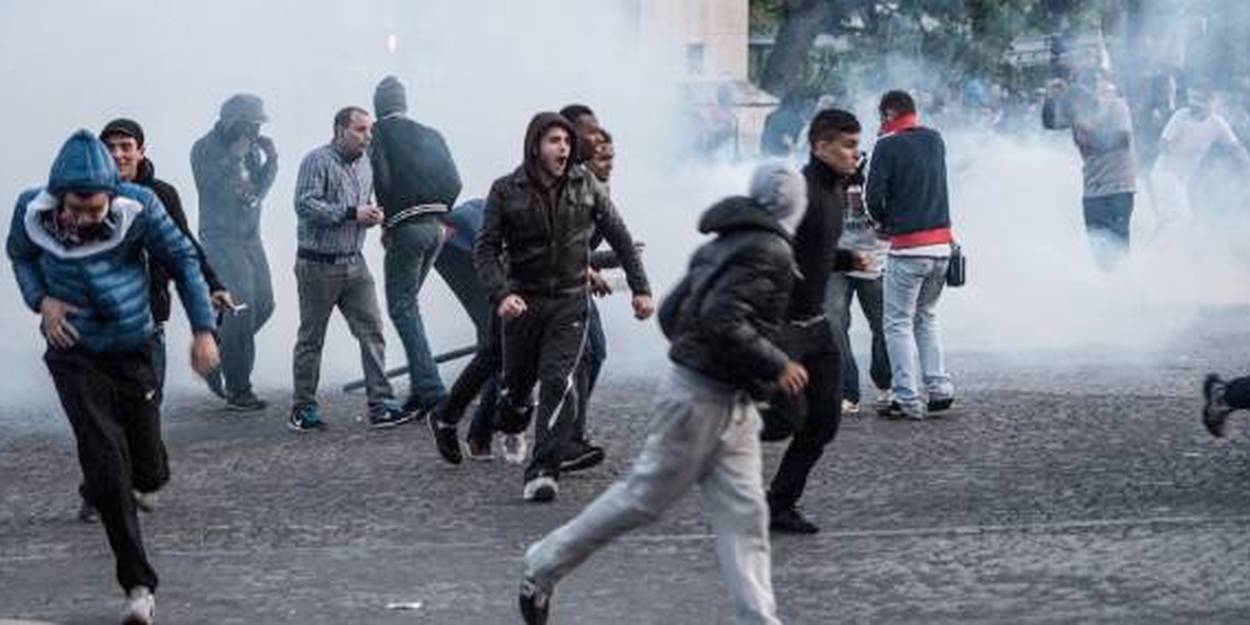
[382,218,447,408]
[1082,193,1134,271]
[883,256,954,416]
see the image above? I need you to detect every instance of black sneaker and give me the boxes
[770,507,820,534]
[288,405,326,432]
[428,413,463,464]
[928,397,954,414]
[559,440,605,473]
[880,401,924,420]
[1204,374,1233,438]
[402,396,440,420]
[465,437,494,462]
[369,400,416,429]
[519,577,551,625]
[523,474,558,503]
[227,391,268,412]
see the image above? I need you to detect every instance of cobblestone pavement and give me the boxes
[2,313,1250,624]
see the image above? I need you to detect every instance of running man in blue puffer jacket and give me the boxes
[6,130,220,625]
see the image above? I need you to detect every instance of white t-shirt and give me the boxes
[1157,108,1240,182]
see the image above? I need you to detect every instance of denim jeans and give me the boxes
[383,217,447,409]
[883,255,954,416]
[1082,193,1134,271]
[825,274,891,403]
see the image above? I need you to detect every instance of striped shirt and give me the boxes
[294,144,373,256]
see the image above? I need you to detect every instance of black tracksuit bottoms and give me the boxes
[766,318,844,512]
[497,292,589,482]
[45,346,167,593]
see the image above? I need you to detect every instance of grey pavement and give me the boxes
[2,311,1249,624]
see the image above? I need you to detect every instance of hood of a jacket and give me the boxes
[697,196,790,240]
[522,112,578,187]
[47,130,120,196]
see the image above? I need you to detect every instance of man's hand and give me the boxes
[776,361,809,396]
[211,291,237,313]
[40,297,83,349]
[355,204,384,227]
[190,332,221,377]
[632,294,655,320]
[497,294,528,319]
[852,251,876,273]
[588,269,612,297]
[255,136,277,160]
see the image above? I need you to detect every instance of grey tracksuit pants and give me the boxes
[524,364,781,624]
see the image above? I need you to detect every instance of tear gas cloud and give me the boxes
[2,1,1248,419]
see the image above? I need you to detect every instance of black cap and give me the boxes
[100,118,145,148]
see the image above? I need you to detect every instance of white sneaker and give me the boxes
[133,490,157,514]
[874,390,895,415]
[523,476,558,502]
[123,585,155,624]
[502,433,528,465]
[841,399,860,415]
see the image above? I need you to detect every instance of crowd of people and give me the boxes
[7,67,1242,624]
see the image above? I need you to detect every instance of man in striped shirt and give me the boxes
[289,106,405,431]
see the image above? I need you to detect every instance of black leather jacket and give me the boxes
[474,112,649,302]
[659,196,796,397]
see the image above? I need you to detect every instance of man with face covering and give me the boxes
[519,162,808,625]
[472,112,653,502]
[190,94,278,409]
[8,130,220,624]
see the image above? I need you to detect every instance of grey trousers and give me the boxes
[292,257,395,409]
[524,365,780,625]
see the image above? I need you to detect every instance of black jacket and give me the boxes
[369,115,462,226]
[474,113,650,303]
[788,158,856,320]
[135,158,224,323]
[865,127,951,237]
[660,197,796,397]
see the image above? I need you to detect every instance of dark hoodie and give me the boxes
[473,112,649,303]
[659,196,796,396]
[133,158,225,323]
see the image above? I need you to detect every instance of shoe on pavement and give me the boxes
[841,399,860,415]
[428,413,463,464]
[770,507,820,534]
[465,437,494,462]
[523,475,558,503]
[133,490,157,514]
[927,397,954,414]
[402,395,440,421]
[502,433,528,465]
[519,577,551,625]
[123,585,155,625]
[288,405,326,432]
[874,389,895,414]
[226,390,267,412]
[1204,374,1233,438]
[78,496,99,523]
[559,440,605,473]
[369,399,416,429]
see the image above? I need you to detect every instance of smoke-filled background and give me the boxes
[2,0,1250,419]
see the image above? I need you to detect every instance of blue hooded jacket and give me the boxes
[7,130,216,352]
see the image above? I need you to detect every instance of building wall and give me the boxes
[634,0,748,81]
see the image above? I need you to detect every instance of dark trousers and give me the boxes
[150,325,167,405]
[766,319,843,512]
[46,347,166,593]
[1227,376,1250,410]
[826,274,891,403]
[1082,193,1134,271]
[203,239,274,397]
[434,244,499,446]
[572,300,607,443]
[498,293,590,481]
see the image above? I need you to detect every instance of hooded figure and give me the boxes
[520,162,795,625]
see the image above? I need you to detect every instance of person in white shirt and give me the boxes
[1151,89,1250,229]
